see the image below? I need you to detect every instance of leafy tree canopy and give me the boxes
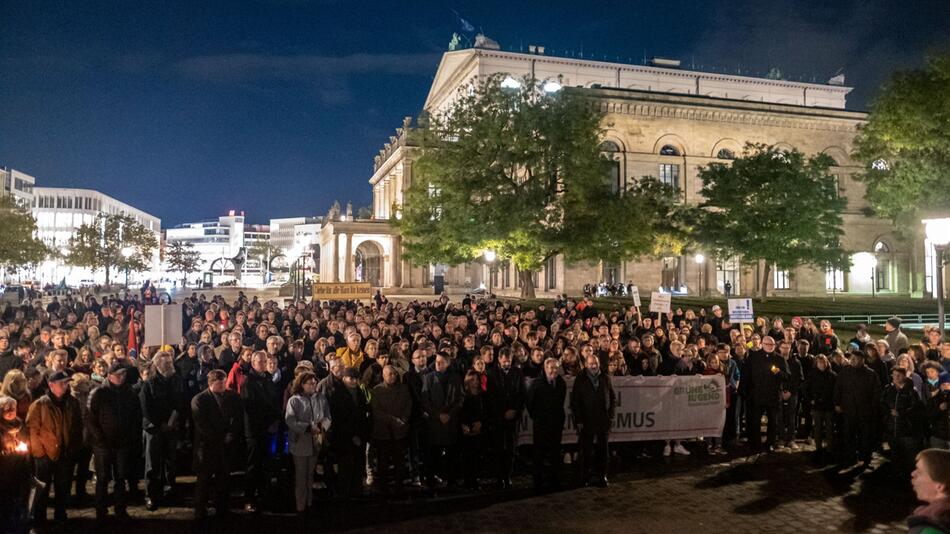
[396,74,688,297]
[164,241,202,284]
[0,195,48,270]
[852,54,950,230]
[694,143,848,298]
[67,212,158,286]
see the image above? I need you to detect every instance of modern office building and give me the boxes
[30,186,161,285]
[0,167,36,206]
[164,211,271,282]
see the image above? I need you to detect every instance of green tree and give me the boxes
[852,54,950,230]
[164,241,202,287]
[694,144,848,299]
[67,213,158,286]
[0,195,48,270]
[396,74,689,298]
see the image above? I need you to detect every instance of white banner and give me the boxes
[517,374,726,445]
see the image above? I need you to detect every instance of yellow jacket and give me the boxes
[336,347,365,369]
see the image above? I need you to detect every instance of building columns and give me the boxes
[392,235,402,287]
[332,234,340,282]
[344,233,354,283]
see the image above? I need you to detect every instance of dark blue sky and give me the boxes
[1,0,947,226]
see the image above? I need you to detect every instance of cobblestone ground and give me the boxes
[46,443,917,533]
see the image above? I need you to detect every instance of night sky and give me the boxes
[1,0,947,227]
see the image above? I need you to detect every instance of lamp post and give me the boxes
[924,218,950,337]
[484,249,497,297]
[121,246,134,290]
[695,254,705,297]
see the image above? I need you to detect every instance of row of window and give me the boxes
[605,163,840,198]
[33,195,103,211]
[601,142,735,160]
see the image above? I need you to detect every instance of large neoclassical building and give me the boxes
[318,40,937,298]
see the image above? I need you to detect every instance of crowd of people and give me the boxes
[1,290,950,531]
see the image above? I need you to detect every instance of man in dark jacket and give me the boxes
[834,351,883,467]
[191,369,243,520]
[740,336,788,453]
[0,333,19,382]
[139,351,187,511]
[778,340,804,450]
[883,367,924,476]
[87,363,141,521]
[420,353,464,488]
[570,352,617,487]
[405,349,429,485]
[218,332,244,372]
[526,357,567,490]
[326,366,371,498]
[486,348,525,489]
[370,365,412,492]
[240,351,281,512]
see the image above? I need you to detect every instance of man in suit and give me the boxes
[570,353,617,488]
[740,336,789,453]
[526,357,567,490]
[191,369,243,520]
[486,347,525,489]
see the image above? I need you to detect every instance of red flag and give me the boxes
[128,316,139,358]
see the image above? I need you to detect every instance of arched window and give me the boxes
[871,159,889,171]
[600,141,622,194]
[716,148,735,160]
[600,141,621,152]
[874,241,890,253]
[660,144,681,156]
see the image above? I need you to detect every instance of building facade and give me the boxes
[323,43,928,297]
[30,186,161,285]
[164,211,271,282]
[0,167,36,206]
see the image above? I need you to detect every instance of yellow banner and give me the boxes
[312,282,373,301]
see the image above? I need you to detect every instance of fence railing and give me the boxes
[809,313,948,328]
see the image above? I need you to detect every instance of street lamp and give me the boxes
[121,247,134,289]
[694,254,705,297]
[484,249,497,297]
[924,218,950,336]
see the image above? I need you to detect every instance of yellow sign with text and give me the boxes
[312,282,373,301]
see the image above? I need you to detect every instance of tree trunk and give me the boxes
[105,264,111,287]
[759,261,771,301]
[520,269,537,299]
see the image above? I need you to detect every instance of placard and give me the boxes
[630,286,641,307]
[143,304,183,347]
[728,297,755,323]
[649,291,671,314]
[312,282,373,301]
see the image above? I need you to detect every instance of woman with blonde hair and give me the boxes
[0,370,31,421]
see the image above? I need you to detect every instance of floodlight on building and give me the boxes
[500,76,521,90]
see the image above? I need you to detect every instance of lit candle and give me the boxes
[14,441,28,454]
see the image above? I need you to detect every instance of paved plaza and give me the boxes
[54,443,916,533]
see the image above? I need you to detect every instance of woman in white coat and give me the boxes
[285,371,331,514]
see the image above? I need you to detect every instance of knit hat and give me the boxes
[886,316,902,329]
